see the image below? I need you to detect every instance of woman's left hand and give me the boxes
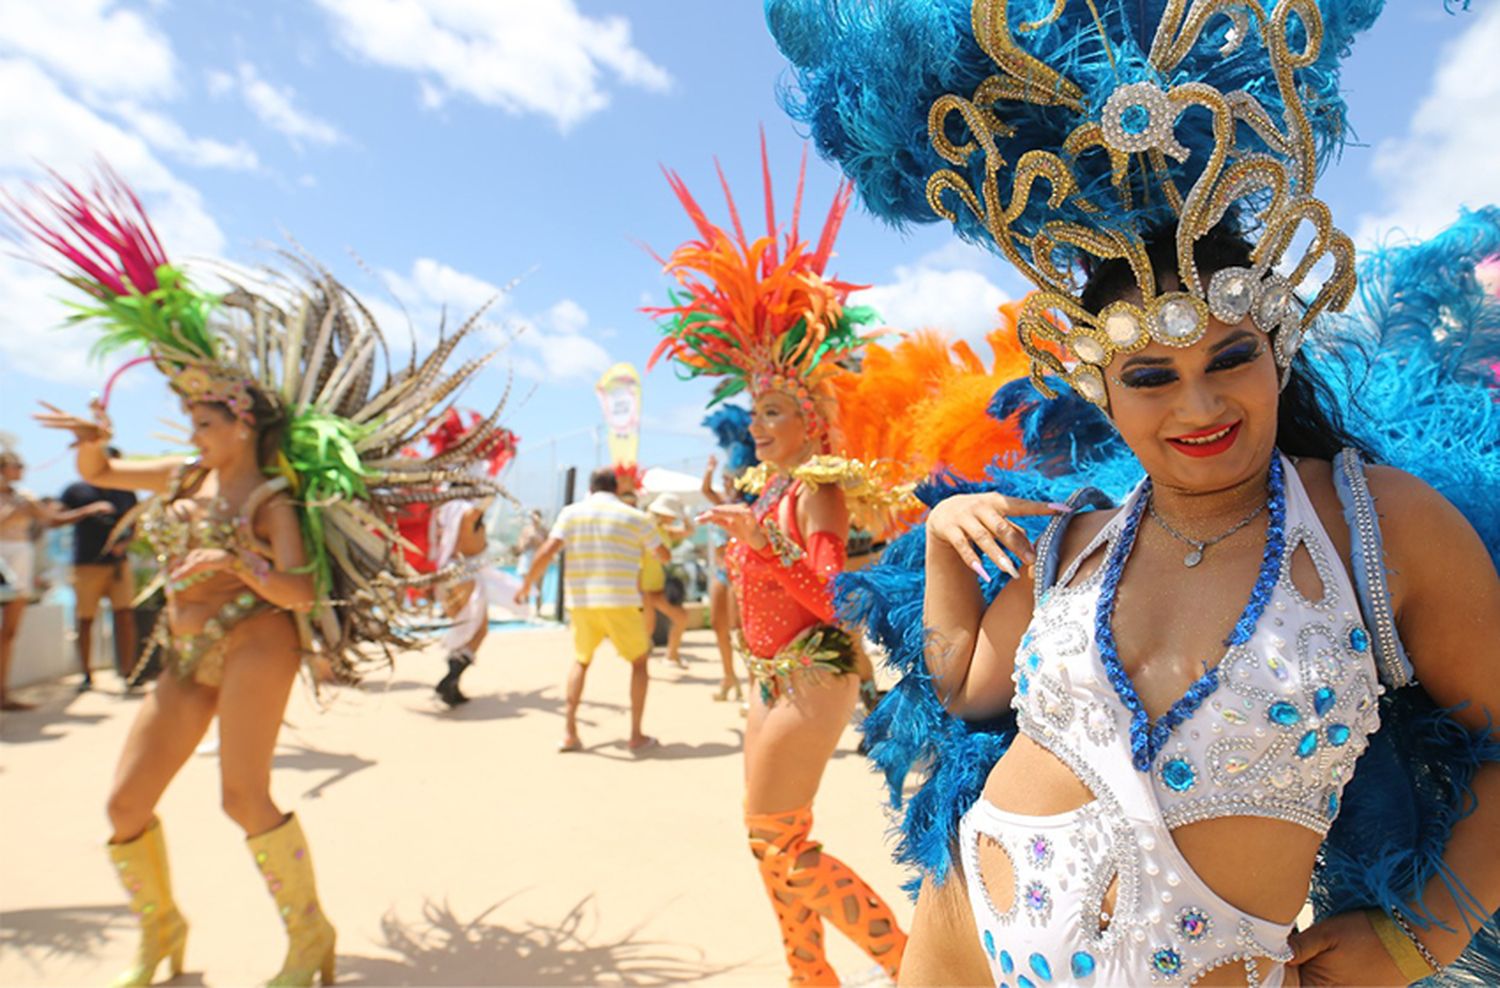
[1288,911,1410,987]
[169,548,235,584]
[696,503,764,549]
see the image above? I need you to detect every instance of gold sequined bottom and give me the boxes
[741,624,856,704]
[143,592,274,687]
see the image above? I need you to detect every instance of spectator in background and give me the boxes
[514,508,547,612]
[641,493,693,669]
[0,449,53,710]
[57,450,139,690]
[515,467,667,753]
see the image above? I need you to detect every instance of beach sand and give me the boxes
[0,624,913,986]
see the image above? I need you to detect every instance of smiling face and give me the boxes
[1103,281,1280,493]
[749,390,814,469]
[186,402,257,472]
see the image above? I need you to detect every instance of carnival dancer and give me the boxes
[649,141,911,985]
[769,1,1500,984]
[414,408,524,707]
[18,167,508,986]
[700,406,761,703]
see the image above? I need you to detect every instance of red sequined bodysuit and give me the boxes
[729,479,847,658]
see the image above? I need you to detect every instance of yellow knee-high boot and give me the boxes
[107,817,188,987]
[247,814,336,987]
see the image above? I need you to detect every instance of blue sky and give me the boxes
[1,0,1496,513]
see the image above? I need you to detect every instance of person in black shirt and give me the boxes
[57,451,139,690]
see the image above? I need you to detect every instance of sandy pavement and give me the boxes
[0,624,913,987]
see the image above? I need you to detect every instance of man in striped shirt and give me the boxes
[516,467,669,753]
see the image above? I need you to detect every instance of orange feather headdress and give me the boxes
[646,134,877,449]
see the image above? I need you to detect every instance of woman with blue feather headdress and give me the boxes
[767,0,1500,984]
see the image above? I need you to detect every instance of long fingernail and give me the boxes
[969,561,990,583]
[1047,501,1071,512]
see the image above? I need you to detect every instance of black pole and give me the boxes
[554,466,576,623]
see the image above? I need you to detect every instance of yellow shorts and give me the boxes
[72,561,134,620]
[571,606,649,665]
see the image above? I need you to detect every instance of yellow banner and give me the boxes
[594,362,642,467]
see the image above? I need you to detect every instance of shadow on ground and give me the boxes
[0,903,128,966]
[0,688,112,745]
[410,686,567,723]
[272,743,379,800]
[339,896,734,985]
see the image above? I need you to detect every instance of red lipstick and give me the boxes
[1166,421,1242,458]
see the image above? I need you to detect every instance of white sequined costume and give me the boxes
[959,455,1389,986]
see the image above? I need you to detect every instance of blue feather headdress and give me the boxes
[768,0,1383,407]
[702,404,761,473]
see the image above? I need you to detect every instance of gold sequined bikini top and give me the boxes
[132,461,272,564]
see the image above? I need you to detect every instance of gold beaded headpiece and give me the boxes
[923,1,1355,407]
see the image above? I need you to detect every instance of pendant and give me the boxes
[1184,548,1204,567]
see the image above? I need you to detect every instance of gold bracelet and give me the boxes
[1366,909,1438,982]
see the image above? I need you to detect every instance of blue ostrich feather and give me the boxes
[702,404,760,472]
[768,0,1384,257]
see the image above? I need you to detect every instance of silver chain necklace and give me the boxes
[1147,496,1268,567]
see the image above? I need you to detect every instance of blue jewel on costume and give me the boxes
[1001,949,1015,975]
[1267,700,1302,727]
[1028,835,1052,866]
[983,929,996,958]
[1349,627,1370,652]
[1327,791,1340,819]
[1151,947,1183,976]
[1313,686,1336,716]
[1297,730,1320,758]
[1027,652,1042,671]
[1017,977,1036,988]
[1070,951,1097,978]
[1161,756,1197,792]
[1327,723,1351,746]
[1178,906,1212,941]
[1029,953,1053,981]
[1018,671,1031,696]
[1023,880,1050,913]
[1097,456,1287,772]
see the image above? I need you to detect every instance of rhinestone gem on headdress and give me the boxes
[1071,334,1108,365]
[1208,268,1255,324]
[1154,297,1202,344]
[1104,309,1144,347]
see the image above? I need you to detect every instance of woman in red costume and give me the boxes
[649,142,908,986]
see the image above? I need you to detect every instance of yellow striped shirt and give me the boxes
[549,493,663,609]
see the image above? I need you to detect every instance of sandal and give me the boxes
[557,737,583,753]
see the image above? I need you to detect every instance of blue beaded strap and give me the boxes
[1031,487,1116,602]
[1096,454,1288,772]
[1330,448,1413,689]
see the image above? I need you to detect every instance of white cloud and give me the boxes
[0,0,175,100]
[1355,5,1500,245]
[232,62,344,147]
[851,245,1013,342]
[114,102,261,171]
[313,0,670,131]
[375,258,611,381]
[0,58,227,385]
